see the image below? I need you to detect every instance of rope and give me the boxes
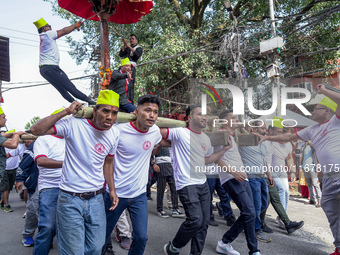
[159,97,188,106]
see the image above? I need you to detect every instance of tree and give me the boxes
[25,116,41,131]
[45,0,340,113]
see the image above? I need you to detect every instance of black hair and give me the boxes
[130,34,137,40]
[219,109,233,120]
[268,125,274,131]
[137,94,161,107]
[253,120,263,127]
[185,104,201,118]
[38,24,51,34]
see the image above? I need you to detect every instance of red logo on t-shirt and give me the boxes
[321,129,328,137]
[143,141,151,151]
[94,143,105,154]
[202,142,207,151]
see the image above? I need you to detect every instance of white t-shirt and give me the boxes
[39,30,60,65]
[166,127,212,191]
[6,143,26,170]
[297,114,340,173]
[54,117,119,193]
[271,142,293,178]
[218,135,245,185]
[111,122,162,198]
[34,135,65,191]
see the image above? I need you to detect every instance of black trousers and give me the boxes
[146,167,156,198]
[40,65,92,103]
[172,182,210,255]
[156,175,178,211]
[222,179,259,255]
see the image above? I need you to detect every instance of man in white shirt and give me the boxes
[30,90,120,255]
[33,17,95,105]
[161,105,232,255]
[32,108,65,255]
[255,84,340,255]
[267,118,293,214]
[0,138,26,213]
[0,107,25,184]
[103,95,162,255]
[238,121,274,243]
[214,110,260,255]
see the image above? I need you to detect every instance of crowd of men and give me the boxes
[0,17,338,255]
[0,83,338,255]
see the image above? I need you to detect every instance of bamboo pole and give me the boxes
[73,107,187,128]
[19,134,39,143]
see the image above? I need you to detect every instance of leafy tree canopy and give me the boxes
[45,0,340,113]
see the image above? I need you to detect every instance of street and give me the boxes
[0,190,334,255]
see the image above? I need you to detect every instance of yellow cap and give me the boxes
[5,129,15,133]
[121,58,131,66]
[96,90,119,107]
[272,117,284,129]
[33,17,48,29]
[0,107,3,115]
[51,108,65,115]
[319,97,337,112]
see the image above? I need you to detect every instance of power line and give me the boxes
[0,34,70,49]
[4,69,89,85]
[0,26,68,42]
[2,74,97,93]
[9,41,70,53]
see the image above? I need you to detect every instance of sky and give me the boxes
[0,0,94,131]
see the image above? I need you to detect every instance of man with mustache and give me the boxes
[162,105,232,255]
[255,84,340,255]
[30,90,120,255]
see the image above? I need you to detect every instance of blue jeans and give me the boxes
[207,177,233,218]
[172,182,210,255]
[103,192,148,255]
[248,177,269,232]
[56,191,106,255]
[120,103,136,113]
[222,179,259,255]
[273,176,289,211]
[33,188,59,255]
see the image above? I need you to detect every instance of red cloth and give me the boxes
[58,0,153,24]
[300,185,309,198]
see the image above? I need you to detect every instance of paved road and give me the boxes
[0,190,334,255]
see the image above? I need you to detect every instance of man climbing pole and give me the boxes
[33,17,96,105]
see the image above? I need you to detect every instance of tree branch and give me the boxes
[295,0,339,21]
[190,0,211,29]
[168,0,190,26]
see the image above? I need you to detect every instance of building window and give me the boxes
[287,82,312,99]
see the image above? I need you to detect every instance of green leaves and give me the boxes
[25,116,41,131]
[47,0,339,112]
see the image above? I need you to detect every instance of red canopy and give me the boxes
[58,0,153,24]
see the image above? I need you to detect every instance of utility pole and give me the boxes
[269,0,281,116]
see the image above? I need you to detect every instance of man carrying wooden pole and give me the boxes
[161,104,232,255]
[30,90,120,255]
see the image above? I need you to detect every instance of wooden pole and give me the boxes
[100,19,110,70]
[73,107,187,128]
